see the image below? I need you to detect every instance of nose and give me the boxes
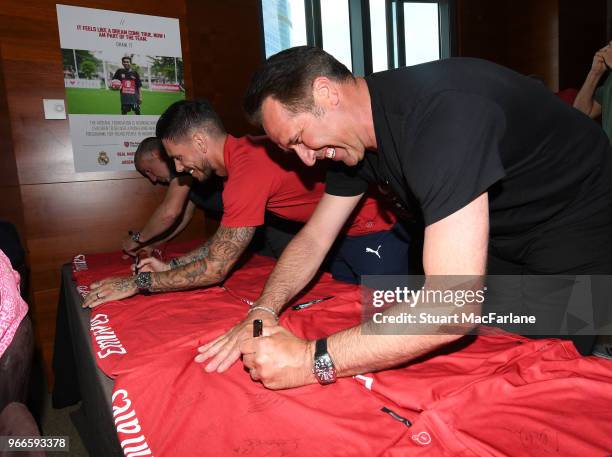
[294,144,317,166]
[174,159,184,173]
[145,171,156,183]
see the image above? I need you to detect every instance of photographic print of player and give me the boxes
[61,49,185,115]
[57,5,185,172]
[112,56,142,115]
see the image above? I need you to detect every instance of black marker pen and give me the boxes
[253,319,263,337]
[292,296,334,311]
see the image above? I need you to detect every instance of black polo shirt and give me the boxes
[326,58,612,239]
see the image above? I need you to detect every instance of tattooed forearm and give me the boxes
[149,225,256,292]
[113,277,137,292]
[171,239,213,268]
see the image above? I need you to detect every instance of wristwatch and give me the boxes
[313,338,337,385]
[130,231,142,243]
[134,271,153,292]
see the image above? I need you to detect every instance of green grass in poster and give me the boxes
[65,88,185,115]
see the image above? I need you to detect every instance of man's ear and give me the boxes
[192,130,207,154]
[312,76,339,107]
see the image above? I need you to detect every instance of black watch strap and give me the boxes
[315,338,328,358]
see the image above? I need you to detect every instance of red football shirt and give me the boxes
[221,135,396,236]
[77,251,612,457]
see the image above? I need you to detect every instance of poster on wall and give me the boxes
[56,4,185,172]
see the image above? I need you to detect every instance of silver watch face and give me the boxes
[135,272,152,290]
[314,354,336,384]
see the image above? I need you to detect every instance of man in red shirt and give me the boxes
[84,99,413,370]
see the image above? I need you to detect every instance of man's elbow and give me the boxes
[573,101,598,119]
[572,100,588,113]
[161,210,181,226]
[207,261,235,285]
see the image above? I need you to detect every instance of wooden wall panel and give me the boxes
[456,0,559,89]
[558,0,607,90]
[0,49,26,235]
[0,186,26,245]
[21,180,167,262]
[456,0,607,92]
[186,0,264,136]
[0,0,203,385]
[0,56,19,187]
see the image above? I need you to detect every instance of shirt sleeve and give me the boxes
[405,91,506,226]
[112,70,120,80]
[325,161,369,197]
[221,154,276,228]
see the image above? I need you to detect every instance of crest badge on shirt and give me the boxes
[412,431,432,446]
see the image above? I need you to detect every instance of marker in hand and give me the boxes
[134,254,140,275]
[253,319,263,338]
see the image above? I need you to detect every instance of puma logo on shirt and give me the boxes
[365,245,382,259]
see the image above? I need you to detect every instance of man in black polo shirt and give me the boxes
[112,56,142,115]
[224,46,612,390]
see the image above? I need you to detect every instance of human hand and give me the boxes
[593,43,612,75]
[194,310,277,373]
[134,257,170,273]
[82,275,138,308]
[240,326,317,390]
[122,236,140,256]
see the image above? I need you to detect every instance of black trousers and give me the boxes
[121,103,140,115]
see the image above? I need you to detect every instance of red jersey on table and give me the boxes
[74,250,612,457]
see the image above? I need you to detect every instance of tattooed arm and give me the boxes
[149,225,256,292]
[83,225,255,308]
[168,236,214,268]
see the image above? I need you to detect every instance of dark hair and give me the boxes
[156,99,226,142]
[243,46,354,125]
[134,137,163,166]
[122,56,132,63]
